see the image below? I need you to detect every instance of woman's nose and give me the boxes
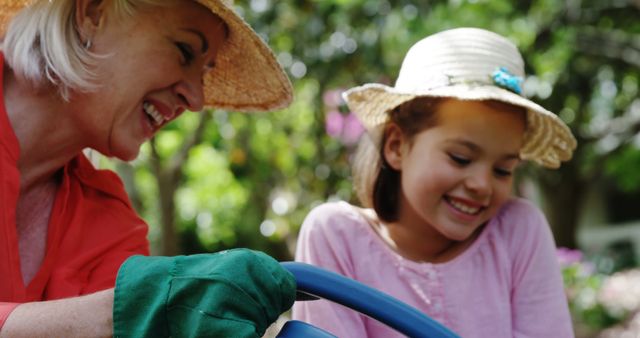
[173,70,205,112]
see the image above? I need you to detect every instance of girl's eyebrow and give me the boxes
[446,138,520,160]
[446,138,480,151]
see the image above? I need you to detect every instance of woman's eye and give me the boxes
[448,153,470,166]
[176,42,194,65]
[493,168,513,178]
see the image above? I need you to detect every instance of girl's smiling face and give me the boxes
[70,1,227,161]
[384,98,526,243]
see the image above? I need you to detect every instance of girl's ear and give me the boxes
[75,0,107,44]
[383,124,406,171]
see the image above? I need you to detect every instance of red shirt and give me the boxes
[0,54,150,328]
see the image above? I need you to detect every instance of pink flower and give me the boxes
[341,113,365,145]
[322,89,344,108]
[324,111,365,146]
[557,247,583,266]
[325,110,344,138]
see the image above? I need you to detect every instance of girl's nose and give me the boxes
[464,168,492,198]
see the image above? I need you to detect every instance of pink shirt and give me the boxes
[292,198,574,338]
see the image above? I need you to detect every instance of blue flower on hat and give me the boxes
[492,67,523,94]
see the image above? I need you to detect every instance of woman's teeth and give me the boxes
[448,199,481,215]
[143,102,164,126]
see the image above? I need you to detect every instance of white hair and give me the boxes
[0,0,173,100]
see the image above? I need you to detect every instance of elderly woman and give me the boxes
[0,0,295,337]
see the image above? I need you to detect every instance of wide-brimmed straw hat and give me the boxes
[343,27,577,169]
[0,0,292,112]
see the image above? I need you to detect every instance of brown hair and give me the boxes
[352,97,441,222]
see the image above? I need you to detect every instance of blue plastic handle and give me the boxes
[281,262,460,338]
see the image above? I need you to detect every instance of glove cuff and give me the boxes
[113,255,176,338]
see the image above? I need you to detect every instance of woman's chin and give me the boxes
[117,151,141,162]
[106,146,141,162]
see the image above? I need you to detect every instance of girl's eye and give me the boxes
[176,42,194,65]
[493,167,513,178]
[448,153,470,166]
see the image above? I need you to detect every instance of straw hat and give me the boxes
[0,0,292,112]
[343,27,577,169]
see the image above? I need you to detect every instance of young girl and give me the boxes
[292,27,577,337]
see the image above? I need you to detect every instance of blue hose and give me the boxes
[281,262,460,338]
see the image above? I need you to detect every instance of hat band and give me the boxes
[395,67,523,95]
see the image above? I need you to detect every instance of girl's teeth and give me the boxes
[449,199,480,215]
[143,102,164,126]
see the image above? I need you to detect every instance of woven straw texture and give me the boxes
[0,1,23,33]
[0,0,292,112]
[343,27,577,169]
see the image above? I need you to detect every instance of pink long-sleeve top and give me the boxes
[292,198,574,338]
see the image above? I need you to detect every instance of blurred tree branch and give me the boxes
[150,111,212,255]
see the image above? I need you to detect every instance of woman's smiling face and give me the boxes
[71,0,227,161]
[384,98,526,242]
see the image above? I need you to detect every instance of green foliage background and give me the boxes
[107,0,640,264]
[98,2,640,334]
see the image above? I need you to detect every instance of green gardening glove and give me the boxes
[112,248,296,338]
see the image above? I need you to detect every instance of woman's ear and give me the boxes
[75,0,106,44]
[383,124,406,171]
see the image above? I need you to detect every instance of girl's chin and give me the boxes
[443,230,474,242]
[438,219,484,241]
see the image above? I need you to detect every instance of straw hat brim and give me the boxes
[195,0,292,112]
[0,0,292,112]
[344,83,577,169]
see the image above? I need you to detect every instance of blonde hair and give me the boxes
[1,0,174,100]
